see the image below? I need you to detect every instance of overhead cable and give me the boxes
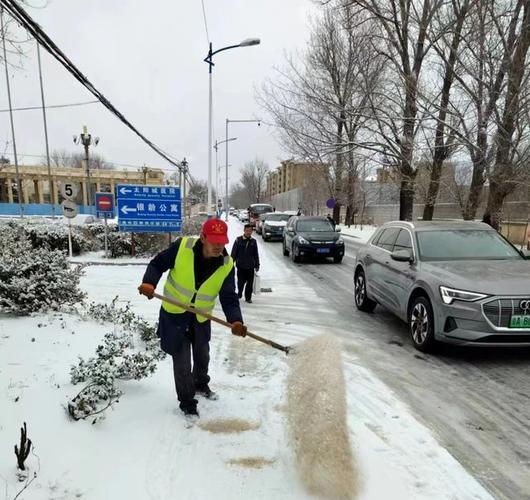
[0,0,186,175]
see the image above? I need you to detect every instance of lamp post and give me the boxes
[73,126,99,210]
[1,6,23,217]
[225,118,261,221]
[214,137,237,217]
[204,37,260,218]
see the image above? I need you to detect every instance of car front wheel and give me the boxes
[408,296,437,352]
[354,270,376,312]
[283,240,289,256]
[291,243,301,263]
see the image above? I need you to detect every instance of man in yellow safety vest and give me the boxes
[138,218,247,419]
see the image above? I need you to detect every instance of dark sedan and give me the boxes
[354,221,530,352]
[283,216,344,263]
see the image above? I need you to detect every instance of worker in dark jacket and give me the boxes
[230,223,260,303]
[138,218,247,419]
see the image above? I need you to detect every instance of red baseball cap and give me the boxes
[202,218,229,245]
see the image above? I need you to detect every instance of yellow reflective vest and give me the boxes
[162,237,234,322]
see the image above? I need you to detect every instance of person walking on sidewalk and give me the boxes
[138,218,247,419]
[231,223,260,303]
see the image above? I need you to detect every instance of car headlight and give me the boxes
[337,237,344,245]
[298,236,309,244]
[439,286,488,305]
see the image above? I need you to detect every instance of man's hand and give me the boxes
[138,283,155,299]
[231,321,247,337]
[255,266,260,273]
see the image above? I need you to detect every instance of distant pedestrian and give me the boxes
[231,224,260,303]
[296,208,302,216]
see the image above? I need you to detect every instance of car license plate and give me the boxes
[317,248,330,254]
[509,315,530,328]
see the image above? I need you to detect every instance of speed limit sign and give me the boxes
[60,181,79,200]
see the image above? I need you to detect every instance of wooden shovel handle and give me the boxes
[152,292,290,354]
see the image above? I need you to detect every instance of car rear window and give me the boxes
[297,219,334,232]
[417,230,523,261]
[264,214,290,222]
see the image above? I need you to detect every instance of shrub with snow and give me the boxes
[0,223,85,314]
[68,298,164,421]
[23,221,94,255]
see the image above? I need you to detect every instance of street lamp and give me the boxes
[73,125,99,210]
[214,137,237,216]
[204,37,260,218]
[225,118,261,221]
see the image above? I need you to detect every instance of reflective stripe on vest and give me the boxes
[162,237,234,322]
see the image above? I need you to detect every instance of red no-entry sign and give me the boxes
[95,192,114,217]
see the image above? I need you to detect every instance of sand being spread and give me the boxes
[287,334,358,499]
[226,457,276,469]
[198,418,261,434]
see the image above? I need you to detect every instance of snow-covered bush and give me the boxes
[68,298,164,421]
[23,221,94,255]
[0,223,85,314]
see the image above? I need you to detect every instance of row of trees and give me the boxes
[260,0,530,228]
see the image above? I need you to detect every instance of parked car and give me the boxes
[283,216,344,263]
[248,203,274,227]
[354,221,530,352]
[260,212,292,241]
[255,212,273,235]
[237,210,249,223]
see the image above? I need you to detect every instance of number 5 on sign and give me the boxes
[60,182,79,200]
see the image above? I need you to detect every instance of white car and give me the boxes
[261,212,292,241]
[237,210,249,223]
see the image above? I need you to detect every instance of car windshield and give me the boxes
[417,230,523,261]
[297,219,334,232]
[250,205,273,215]
[264,214,290,222]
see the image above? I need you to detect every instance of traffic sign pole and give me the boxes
[104,215,109,258]
[67,218,73,258]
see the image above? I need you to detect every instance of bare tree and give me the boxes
[258,5,383,223]
[340,0,447,221]
[239,158,269,203]
[421,0,474,220]
[484,0,530,229]
[49,149,114,171]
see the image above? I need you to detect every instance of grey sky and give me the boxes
[0,0,317,186]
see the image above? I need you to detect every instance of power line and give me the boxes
[0,99,99,113]
[0,0,186,175]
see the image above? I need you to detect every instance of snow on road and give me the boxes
[0,219,493,499]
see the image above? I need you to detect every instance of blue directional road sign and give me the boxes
[116,184,181,233]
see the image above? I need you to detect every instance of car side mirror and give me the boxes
[335,227,341,232]
[391,249,413,263]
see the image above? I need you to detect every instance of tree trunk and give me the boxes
[422,161,442,221]
[463,158,486,220]
[483,181,505,231]
[399,175,415,221]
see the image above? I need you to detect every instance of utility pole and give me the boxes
[36,41,55,217]
[1,6,23,217]
[141,164,149,185]
[181,158,188,221]
[73,126,99,211]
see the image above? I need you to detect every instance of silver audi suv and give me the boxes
[353,221,530,352]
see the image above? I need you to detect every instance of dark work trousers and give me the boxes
[237,267,255,301]
[171,326,210,412]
